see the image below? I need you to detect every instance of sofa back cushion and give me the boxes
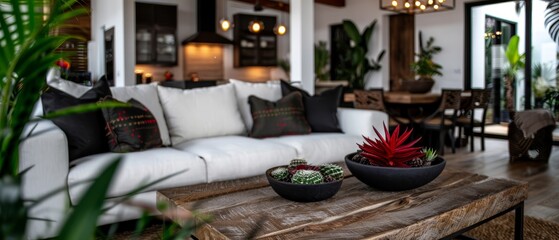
[110,84,171,146]
[229,79,282,130]
[157,84,246,145]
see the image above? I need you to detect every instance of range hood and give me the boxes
[182,0,233,45]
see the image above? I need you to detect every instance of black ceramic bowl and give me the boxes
[266,166,343,202]
[345,152,445,191]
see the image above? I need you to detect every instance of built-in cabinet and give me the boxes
[234,14,277,67]
[135,2,177,66]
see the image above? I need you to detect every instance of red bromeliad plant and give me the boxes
[357,123,424,168]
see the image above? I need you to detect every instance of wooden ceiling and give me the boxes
[231,0,345,12]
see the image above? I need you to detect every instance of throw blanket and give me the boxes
[513,110,556,138]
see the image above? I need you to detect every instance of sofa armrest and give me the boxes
[19,120,69,239]
[338,108,388,137]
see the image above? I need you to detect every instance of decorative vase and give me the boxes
[344,152,445,191]
[402,78,435,94]
[266,166,343,202]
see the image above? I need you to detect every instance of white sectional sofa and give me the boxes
[19,80,387,239]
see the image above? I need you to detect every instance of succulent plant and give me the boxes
[357,124,425,168]
[289,158,308,168]
[271,167,289,181]
[320,164,344,180]
[422,148,438,165]
[291,170,324,184]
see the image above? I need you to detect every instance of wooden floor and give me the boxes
[444,137,559,223]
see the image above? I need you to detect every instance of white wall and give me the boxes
[91,0,125,86]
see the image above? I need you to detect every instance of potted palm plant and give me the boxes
[503,35,525,118]
[336,19,385,90]
[407,31,442,93]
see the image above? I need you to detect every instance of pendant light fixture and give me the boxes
[249,19,264,33]
[249,0,264,33]
[380,0,455,14]
[219,0,231,31]
[274,5,288,36]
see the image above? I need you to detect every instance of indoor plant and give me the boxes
[336,19,385,90]
[408,31,442,93]
[266,159,344,202]
[315,41,330,81]
[345,124,445,191]
[503,35,525,117]
[0,1,200,239]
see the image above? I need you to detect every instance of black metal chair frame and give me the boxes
[457,89,491,152]
[420,89,462,155]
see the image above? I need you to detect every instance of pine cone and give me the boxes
[406,158,425,168]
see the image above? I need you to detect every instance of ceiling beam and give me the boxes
[230,0,345,13]
[315,0,345,7]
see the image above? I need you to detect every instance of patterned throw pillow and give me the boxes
[248,92,311,138]
[101,97,162,153]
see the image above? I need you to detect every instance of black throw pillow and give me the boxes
[101,97,162,153]
[281,81,343,132]
[41,78,111,161]
[249,92,311,138]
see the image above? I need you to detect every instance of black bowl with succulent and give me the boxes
[345,124,445,191]
[266,159,344,202]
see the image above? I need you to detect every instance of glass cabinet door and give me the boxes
[136,28,153,63]
[155,30,177,63]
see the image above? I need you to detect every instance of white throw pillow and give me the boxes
[157,84,246,145]
[110,85,171,146]
[46,68,91,98]
[229,79,281,130]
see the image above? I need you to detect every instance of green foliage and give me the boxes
[421,148,438,162]
[411,31,443,79]
[57,159,121,240]
[336,19,385,89]
[0,1,203,239]
[0,0,88,177]
[315,41,330,81]
[291,170,323,184]
[319,164,343,181]
[503,35,526,111]
[504,35,526,79]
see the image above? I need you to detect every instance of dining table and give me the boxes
[382,91,473,148]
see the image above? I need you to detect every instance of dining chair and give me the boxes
[353,89,411,127]
[420,89,462,155]
[456,89,491,152]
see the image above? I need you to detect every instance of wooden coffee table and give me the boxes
[157,168,527,239]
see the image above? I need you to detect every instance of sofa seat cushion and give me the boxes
[264,133,362,165]
[173,136,297,182]
[67,148,207,204]
[111,84,171,146]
